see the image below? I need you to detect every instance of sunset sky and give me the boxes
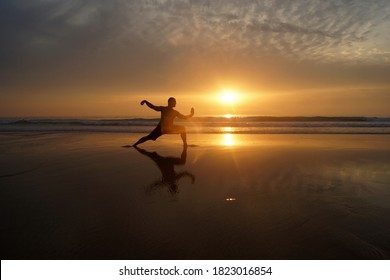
[1,0,389,117]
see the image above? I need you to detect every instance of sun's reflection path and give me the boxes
[224,134,234,146]
[219,127,236,146]
[223,133,235,146]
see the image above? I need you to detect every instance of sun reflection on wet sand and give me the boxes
[223,133,235,146]
[218,127,236,146]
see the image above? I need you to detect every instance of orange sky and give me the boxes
[1,1,389,117]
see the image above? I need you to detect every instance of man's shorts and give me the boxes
[148,125,162,140]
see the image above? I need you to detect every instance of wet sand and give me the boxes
[1,132,390,259]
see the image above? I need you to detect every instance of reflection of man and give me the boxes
[134,146,195,194]
[133,97,194,147]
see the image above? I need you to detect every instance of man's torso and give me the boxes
[159,107,177,129]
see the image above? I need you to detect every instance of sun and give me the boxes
[220,90,237,104]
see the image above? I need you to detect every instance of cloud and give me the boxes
[2,0,389,63]
[0,0,389,93]
[84,0,388,63]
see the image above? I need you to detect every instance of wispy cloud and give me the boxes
[121,0,389,63]
[0,0,389,117]
[1,0,389,63]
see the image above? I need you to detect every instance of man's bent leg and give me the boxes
[165,125,187,146]
[179,127,187,147]
[181,132,187,147]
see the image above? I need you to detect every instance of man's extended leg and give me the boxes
[133,125,162,147]
[133,135,151,147]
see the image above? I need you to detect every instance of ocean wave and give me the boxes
[0,118,159,126]
[1,116,390,126]
[1,116,390,134]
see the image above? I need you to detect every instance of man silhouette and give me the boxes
[133,97,194,147]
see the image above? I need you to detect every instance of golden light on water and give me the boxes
[225,114,233,119]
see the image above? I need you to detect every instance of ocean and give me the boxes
[1,116,390,134]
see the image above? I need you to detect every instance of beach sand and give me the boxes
[1,132,390,259]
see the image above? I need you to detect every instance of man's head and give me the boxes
[168,97,176,108]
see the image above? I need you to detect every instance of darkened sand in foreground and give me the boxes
[1,132,390,259]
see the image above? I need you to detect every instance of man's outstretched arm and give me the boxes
[176,107,195,119]
[140,100,162,111]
